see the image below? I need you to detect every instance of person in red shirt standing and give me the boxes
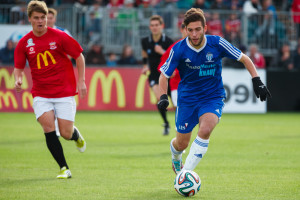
[14,0,87,179]
[247,44,266,69]
[292,0,300,39]
[158,23,187,108]
[206,13,224,37]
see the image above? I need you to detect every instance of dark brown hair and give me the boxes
[150,15,164,25]
[183,8,206,27]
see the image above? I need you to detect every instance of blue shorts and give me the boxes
[175,98,225,133]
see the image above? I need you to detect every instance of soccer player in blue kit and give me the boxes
[158,8,271,174]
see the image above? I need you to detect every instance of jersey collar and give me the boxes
[149,33,166,43]
[186,35,207,53]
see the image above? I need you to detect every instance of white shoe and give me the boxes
[56,166,72,179]
[74,126,86,153]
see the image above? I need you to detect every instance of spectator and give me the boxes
[85,43,106,65]
[138,0,155,25]
[10,3,27,24]
[107,0,123,19]
[177,0,194,9]
[86,11,102,43]
[243,0,261,15]
[293,44,300,70]
[86,0,104,41]
[255,0,277,38]
[207,12,224,37]
[74,0,89,33]
[225,11,241,46]
[106,0,123,8]
[272,43,293,70]
[117,0,138,44]
[210,0,229,10]
[231,0,244,10]
[161,0,177,29]
[106,52,118,67]
[247,44,266,69]
[0,39,15,65]
[292,0,300,39]
[192,0,210,9]
[243,0,262,42]
[117,44,137,65]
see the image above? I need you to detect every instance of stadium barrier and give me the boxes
[0,5,297,58]
[267,70,300,111]
[0,66,267,113]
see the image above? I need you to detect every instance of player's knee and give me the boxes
[40,123,55,133]
[43,126,55,133]
[59,127,73,140]
[198,127,213,138]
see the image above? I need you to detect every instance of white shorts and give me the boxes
[171,90,178,107]
[32,96,76,122]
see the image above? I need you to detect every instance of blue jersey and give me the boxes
[160,35,242,106]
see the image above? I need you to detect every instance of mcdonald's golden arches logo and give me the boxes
[88,70,126,108]
[37,50,56,69]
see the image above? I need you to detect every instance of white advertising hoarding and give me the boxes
[222,68,266,113]
[0,25,32,48]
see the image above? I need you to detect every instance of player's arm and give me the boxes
[159,73,168,96]
[239,53,258,78]
[154,44,165,55]
[141,50,149,75]
[239,53,271,101]
[158,73,169,111]
[13,41,26,93]
[14,68,24,92]
[157,45,180,111]
[75,53,87,99]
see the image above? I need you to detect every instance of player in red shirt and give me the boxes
[14,0,87,179]
[158,23,187,108]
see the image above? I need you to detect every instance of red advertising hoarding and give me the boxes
[0,67,161,112]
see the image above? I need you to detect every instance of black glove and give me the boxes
[252,77,271,101]
[157,94,169,112]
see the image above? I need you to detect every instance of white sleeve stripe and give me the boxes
[220,38,240,55]
[161,49,174,73]
[219,39,240,58]
[219,41,239,57]
[219,42,240,58]
[219,42,239,58]
[220,38,241,57]
[237,52,243,61]
[160,69,170,78]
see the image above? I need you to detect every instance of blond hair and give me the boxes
[27,0,48,18]
[48,8,57,17]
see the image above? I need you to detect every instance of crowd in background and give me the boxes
[0,0,300,71]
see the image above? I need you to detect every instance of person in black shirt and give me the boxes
[141,15,173,135]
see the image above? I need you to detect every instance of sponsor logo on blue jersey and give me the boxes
[186,63,216,77]
[206,52,214,62]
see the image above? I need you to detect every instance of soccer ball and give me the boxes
[174,170,201,197]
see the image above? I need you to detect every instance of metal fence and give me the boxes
[0,4,298,60]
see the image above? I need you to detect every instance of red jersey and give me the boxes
[249,53,266,69]
[158,39,182,91]
[207,19,224,37]
[14,27,83,98]
[225,19,241,34]
[292,0,300,23]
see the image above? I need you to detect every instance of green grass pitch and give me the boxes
[0,112,299,200]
